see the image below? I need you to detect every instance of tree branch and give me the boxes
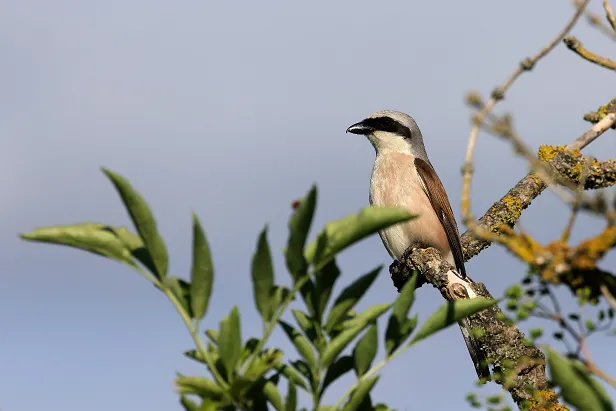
[462,113,616,260]
[563,36,616,71]
[390,248,557,409]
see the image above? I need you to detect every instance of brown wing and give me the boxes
[414,157,466,278]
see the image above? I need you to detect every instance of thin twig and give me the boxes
[574,0,616,40]
[604,0,616,32]
[600,284,616,310]
[568,113,616,150]
[563,36,616,71]
[561,156,592,242]
[461,0,590,227]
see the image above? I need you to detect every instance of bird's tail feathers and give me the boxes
[458,317,491,381]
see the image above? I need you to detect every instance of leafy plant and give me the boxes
[21,168,497,410]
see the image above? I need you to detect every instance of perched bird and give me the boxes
[346,109,490,379]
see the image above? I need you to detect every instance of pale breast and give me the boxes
[370,153,452,262]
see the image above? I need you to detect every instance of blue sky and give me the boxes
[1,1,616,410]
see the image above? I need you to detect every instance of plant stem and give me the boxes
[244,273,312,374]
[333,341,414,408]
[163,287,230,390]
[131,265,229,391]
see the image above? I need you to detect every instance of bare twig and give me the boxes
[574,0,616,40]
[569,112,616,150]
[563,36,616,71]
[604,0,616,32]
[461,0,590,228]
[561,156,592,242]
[600,284,616,310]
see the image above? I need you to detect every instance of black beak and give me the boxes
[346,120,373,135]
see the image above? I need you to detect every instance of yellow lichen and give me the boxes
[527,390,569,410]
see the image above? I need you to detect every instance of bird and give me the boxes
[346,109,490,380]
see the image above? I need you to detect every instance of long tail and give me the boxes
[458,317,491,380]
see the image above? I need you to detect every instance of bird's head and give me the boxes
[346,110,427,158]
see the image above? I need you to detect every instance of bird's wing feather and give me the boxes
[414,157,466,277]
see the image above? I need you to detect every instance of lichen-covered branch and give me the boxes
[390,248,560,410]
[538,145,616,190]
[461,112,616,260]
[563,35,616,71]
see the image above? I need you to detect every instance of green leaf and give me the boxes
[252,227,275,322]
[312,259,341,322]
[385,273,418,355]
[20,223,137,267]
[324,266,381,334]
[321,303,392,368]
[175,376,224,400]
[205,329,218,344]
[279,321,317,372]
[291,309,317,343]
[305,206,415,267]
[218,306,242,380]
[547,348,613,411]
[321,355,354,395]
[189,212,214,321]
[274,363,308,390]
[263,380,284,411]
[353,323,378,376]
[102,168,169,278]
[179,396,199,411]
[290,360,314,388]
[285,186,317,278]
[165,277,192,317]
[244,348,284,380]
[285,382,297,411]
[239,338,260,365]
[410,298,497,346]
[343,375,379,411]
[106,226,157,272]
[340,303,392,330]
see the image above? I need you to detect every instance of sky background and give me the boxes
[1,1,616,410]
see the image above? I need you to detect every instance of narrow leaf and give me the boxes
[291,309,317,343]
[343,376,380,411]
[190,212,214,320]
[410,298,497,345]
[286,186,317,278]
[324,266,381,333]
[313,259,341,322]
[165,277,192,317]
[305,206,415,267]
[175,376,224,400]
[279,321,317,372]
[102,168,168,278]
[340,303,392,330]
[263,380,284,411]
[321,355,354,395]
[353,323,378,376]
[547,348,613,411]
[290,360,313,385]
[252,227,275,322]
[218,306,242,379]
[286,383,297,411]
[385,273,418,355]
[179,396,199,411]
[20,223,135,266]
[205,329,218,345]
[275,363,308,390]
[321,303,391,368]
